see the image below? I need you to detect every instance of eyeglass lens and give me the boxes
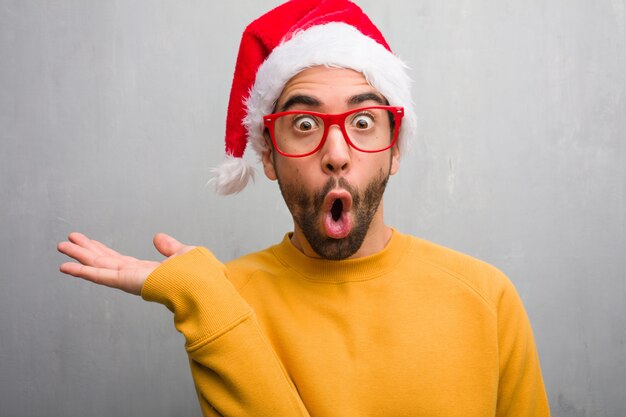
[273,108,395,156]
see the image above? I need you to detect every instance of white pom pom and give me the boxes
[209,155,256,195]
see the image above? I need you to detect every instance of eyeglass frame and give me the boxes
[262,105,404,158]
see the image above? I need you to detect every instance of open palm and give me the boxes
[57,232,193,295]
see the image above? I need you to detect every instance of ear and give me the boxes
[261,132,277,181]
[389,143,400,175]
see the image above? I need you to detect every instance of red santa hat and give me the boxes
[212,0,417,195]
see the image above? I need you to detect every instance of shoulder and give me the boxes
[400,232,517,310]
[224,244,286,289]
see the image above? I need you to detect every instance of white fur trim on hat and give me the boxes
[210,154,255,195]
[244,22,417,158]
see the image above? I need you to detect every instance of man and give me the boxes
[58,0,550,416]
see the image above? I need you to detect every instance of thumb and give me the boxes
[153,233,194,258]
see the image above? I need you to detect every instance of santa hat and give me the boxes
[212,0,417,195]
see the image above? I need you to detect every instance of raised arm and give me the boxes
[57,234,310,417]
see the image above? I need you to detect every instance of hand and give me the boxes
[57,232,194,295]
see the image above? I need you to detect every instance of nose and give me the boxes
[320,124,351,175]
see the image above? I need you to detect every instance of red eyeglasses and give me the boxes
[263,106,404,157]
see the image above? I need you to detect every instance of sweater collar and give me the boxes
[270,228,411,283]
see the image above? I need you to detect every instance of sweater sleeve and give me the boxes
[495,278,550,416]
[141,247,310,417]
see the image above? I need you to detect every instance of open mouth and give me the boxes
[330,198,343,222]
[323,190,353,239]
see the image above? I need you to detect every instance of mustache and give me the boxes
[312,177,359,209]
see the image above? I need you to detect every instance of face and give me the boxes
[262,66,400,260]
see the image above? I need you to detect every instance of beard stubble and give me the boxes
[277,167,391,260]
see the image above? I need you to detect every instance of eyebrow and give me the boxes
[347,92,388,106]
[277,92,388,113]
[278,95,321,112]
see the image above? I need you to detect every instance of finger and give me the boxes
[90,239,120,256]
[90,239,133,260]
[58,241,127,269]
[70,234,139,264]
[58,241,98,265]
[59,262,140,295]
[67,232,107,256]
[60,262,119,286]
[153,233,193,257]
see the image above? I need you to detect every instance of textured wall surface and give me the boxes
[1,1,624,416]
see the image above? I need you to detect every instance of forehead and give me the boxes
[276,66,379,106]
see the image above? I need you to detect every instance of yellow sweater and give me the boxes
[142,230,549,416]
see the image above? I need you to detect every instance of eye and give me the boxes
[293,115,319,132]
[351,113,374,130]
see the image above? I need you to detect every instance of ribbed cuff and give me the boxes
[141,247,253,349]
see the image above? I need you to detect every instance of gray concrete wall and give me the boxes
[1,1,624,416]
